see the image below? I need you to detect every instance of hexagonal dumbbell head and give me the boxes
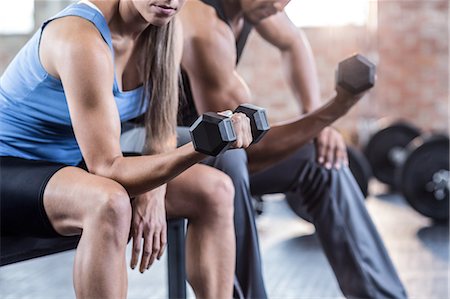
[189,112,237,156]
[234,104,270,144]
[336,54,376,94]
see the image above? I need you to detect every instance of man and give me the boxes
[178,0,408,298]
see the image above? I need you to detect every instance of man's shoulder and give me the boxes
[180,0,233,43]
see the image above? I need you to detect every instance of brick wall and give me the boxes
[238,0,449,145]
[376,0,448,133]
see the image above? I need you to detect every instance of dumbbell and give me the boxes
[190,104,270,156]
[189,112,236,156]
[336,54,376,95]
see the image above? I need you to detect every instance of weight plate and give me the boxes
[365,121,421,188]
[400,135,449,221]
[348,146,372,197]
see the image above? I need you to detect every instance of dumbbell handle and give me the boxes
[234,103,270,144]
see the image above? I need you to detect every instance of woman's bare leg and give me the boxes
[43,167,131,299]
[166,164,235,299]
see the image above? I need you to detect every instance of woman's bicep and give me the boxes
[56,35,123,174]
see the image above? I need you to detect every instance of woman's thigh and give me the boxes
[43,166,129,236]
[1,156,68,237]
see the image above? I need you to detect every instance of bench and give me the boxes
[0,218,187,298]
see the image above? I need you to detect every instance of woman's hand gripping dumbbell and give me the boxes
[189,104,270,156]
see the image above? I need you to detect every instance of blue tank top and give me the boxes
[0,2,147,165]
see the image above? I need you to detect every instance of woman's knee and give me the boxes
[198,173,235,220]
[88,182,132,240]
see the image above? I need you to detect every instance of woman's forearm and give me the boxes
[97,142,205,197]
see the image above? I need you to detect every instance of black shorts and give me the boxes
[0,152,142,238]
[1,156,73,238]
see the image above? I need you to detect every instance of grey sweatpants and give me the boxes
[250,143,407,299]
[121,126,407,299]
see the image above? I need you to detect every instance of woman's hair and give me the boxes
[140,20,178,154]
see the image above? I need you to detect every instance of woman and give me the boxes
[0,0,253,297]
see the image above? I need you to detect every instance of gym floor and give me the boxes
[0,184,448,299]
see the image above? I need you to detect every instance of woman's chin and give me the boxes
[147,15,173,27]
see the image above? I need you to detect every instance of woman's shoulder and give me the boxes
[43,16,109,50]
[39,16,113,81]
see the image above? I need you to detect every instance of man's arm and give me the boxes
[180,1,252,112]
[255,11,321,112]
[180,4,360,173]
[255,12,349,169]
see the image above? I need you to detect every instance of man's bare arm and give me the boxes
[255,12,350,169]
[180,1,252,112]
[180,3,363,172]
[246,90,360,172]
[255,11,322,112]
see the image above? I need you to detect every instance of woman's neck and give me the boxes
[92,0,149,41]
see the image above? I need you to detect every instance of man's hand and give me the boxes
[130,185,167,273]
[315,127,348,169]
[334,85,368,113]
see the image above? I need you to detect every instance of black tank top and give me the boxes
[179,0,253,126]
